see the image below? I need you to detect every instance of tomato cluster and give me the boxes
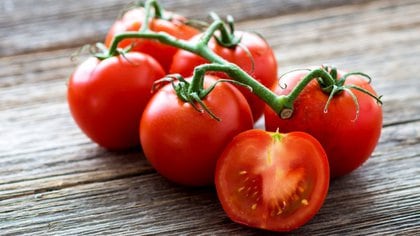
[67,1,383,233]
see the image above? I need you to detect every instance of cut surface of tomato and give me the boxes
[215,130,329,232]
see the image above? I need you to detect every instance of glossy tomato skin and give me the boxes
[68,52,165,150]
[264,70,383,178]
[215,130,329,232]
[140,75,254,186]
[169,31,278,121]
[105,8,199,72]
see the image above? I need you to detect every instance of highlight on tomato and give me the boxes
[215,129,330,232]
[264,66,383,178]
[67,52,165,150]
[140,75,254,186]
[105,7,200,72]
[169,30,278,121]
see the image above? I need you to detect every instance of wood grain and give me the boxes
[0,0,378,57]
[1,0,419,235]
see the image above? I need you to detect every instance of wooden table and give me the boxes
[1,0,419,234]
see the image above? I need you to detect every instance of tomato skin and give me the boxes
[105,8,200,72]
[140,75,254,186]
[67,52,165,150]
[215,129,329,232]
[169,31,278,121]
[264,70,383,178]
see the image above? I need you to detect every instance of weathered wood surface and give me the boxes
[1,0,419,235]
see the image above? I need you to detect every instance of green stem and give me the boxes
[102,29,291,116]
[102,31,198,58]
[199,19,225,46]
[188,65,206,94]
[208,12,241,48]
[140,0,167,32]
[284,68,336,109]
[189,63,288,114]
[100,0,330,119]
[209,12,233,44]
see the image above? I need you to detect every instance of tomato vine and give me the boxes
[67,0,386,231]
[97,0,382,120]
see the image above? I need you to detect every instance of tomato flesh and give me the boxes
[215,130,329,232]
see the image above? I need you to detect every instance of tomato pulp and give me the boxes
[215,130,329,232]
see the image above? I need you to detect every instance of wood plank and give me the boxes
[0,0,375,57]
[0,120,418,235]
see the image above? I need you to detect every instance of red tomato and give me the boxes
[105,8,200,72]
[264,69,383,178]
[68,52,165,150]
[140,75,254,186]
[169,31,278,121]
[215,129,329,232]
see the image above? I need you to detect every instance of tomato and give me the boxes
[105,8,200,72]
[67,52,165,150]
[169,31,278,121]
[264,69,383,178]
[215,129,329,232]
[140,75,253,186]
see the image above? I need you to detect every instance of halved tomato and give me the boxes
[215,130,329,232]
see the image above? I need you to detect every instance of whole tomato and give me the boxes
[68,52,165,150]
[140,75,254,186]
[169,31,278,121]
[105,8,200,72]
[264,69,383,178]
[215,129,329,232]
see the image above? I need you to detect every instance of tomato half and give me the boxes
[105,8,200,72]
[140,75,254,186]
[67,52,165,150]
[264,69,383,178]
[215,129,329,232]
[169,31,278,121]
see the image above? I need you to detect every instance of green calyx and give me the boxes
[153,72,249,122]
[280,66,383,120]
[318,66,383,119]
[153,73,220,119]
[94,42,133,60]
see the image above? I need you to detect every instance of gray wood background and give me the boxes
[1,0,419,235]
